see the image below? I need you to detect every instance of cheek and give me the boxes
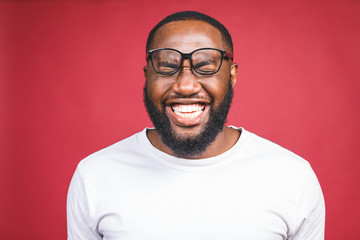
[146,76,173,109]
[212,66,232,101]
[201,75,230,106]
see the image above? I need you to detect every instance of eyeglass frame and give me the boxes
[146,47,234,75]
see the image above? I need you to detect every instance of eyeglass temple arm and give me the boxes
[225,52,234,60]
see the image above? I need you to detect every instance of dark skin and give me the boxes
[144,20,239,159]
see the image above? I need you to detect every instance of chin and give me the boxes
[170,123,207,140]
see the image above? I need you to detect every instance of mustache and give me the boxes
[163,94,212,102]
[162,94,212,106]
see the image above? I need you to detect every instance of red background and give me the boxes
[1,0,359,239]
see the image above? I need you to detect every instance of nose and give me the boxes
[172,60,201,96]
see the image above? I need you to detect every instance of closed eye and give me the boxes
[158,61,179,69]
[194,61,211,68]
[194,60,217,70]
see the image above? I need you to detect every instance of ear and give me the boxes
[230,63,238,87]
[143,66,148,78]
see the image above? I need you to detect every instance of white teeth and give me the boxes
[171,104,204,118]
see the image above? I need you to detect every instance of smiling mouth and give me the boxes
[164,97,211,126]
[171,103,206,119]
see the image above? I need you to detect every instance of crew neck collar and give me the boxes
[136,126,247,171]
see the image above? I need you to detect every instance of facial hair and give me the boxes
[143,79,233,158]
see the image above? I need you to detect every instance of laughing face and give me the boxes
[144,20,238,158]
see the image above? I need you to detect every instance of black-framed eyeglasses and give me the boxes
[146,48,233,75]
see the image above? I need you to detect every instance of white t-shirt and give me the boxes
[67,127,325,240]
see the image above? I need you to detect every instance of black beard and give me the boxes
[143,80,233,158]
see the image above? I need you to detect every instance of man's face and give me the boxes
[144,20,237,157]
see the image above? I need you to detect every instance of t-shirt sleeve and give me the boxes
[291,165,325,240]
[67,167,102,240]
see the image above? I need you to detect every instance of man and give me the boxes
[67,11,325,239]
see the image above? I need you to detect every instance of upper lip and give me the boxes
[164,97,212,106]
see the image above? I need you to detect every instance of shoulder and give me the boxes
[238,128,313,177]
[236,128,323,204]
[75,129,149,177]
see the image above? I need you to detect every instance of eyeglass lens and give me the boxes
[151,49,223,74]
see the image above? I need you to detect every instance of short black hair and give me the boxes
[146,11,233,54]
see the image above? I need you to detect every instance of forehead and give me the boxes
[151,20,224,52]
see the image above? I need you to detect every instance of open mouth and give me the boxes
[165,102,210,127]
[164,97,211,126]
[170,103,206,119]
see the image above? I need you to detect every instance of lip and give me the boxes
[165,97,211,106]
[164,98,211,127]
